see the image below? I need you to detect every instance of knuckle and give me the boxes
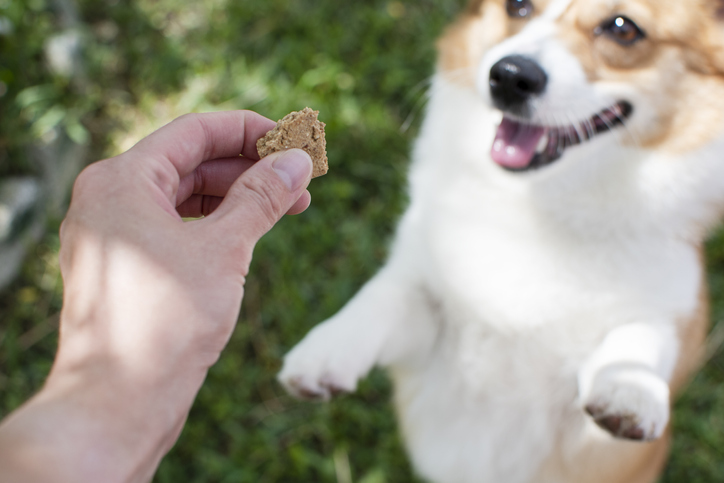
[71,162,105,200]
[175,112,201,125]
[175,113,215,160]
[238,174,286,227]
[193,164,207,194]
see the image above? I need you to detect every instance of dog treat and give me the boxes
[257,107,328,178]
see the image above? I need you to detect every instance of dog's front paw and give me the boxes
[581,364,670,441]
[277,345,363,402]
[278,323,378,401]
[278,371,354,402]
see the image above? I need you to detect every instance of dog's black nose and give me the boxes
[489,55,547,114]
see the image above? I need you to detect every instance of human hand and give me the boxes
[0,111,313,482]
[58,109,313,382]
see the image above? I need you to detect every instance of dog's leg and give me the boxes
[578,323,679,441]
[278,264,436,401]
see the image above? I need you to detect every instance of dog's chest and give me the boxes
[389,174,703,483]
[416,171,702,339]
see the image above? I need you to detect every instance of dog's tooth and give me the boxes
[592,114,608,134]
[546,129,561,156]
[579,120,592,141]
[536,131,549,154]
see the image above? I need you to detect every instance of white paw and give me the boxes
[278,322,378,401]
[581,364,670,441]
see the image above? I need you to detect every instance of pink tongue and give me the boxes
[491,118,547,170]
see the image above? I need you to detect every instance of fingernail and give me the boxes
[272,149,313,191]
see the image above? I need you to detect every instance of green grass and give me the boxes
[1,1,723,482]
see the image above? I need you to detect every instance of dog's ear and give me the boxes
[684,1,724,75]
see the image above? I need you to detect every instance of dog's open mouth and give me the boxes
[491,101,633,172]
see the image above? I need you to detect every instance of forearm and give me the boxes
[0,355,206,483]
[0,111,313,481]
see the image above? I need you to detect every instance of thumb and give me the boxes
[209,148,313,245]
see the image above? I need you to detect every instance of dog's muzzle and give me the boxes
[486,55,633,173]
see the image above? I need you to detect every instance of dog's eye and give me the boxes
[596,16,646,46]
[506,0,534,19]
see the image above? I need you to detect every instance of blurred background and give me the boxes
[0,0,722,481]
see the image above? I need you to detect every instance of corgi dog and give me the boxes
[278,0,724,481]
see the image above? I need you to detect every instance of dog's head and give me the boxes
[438,0,724,173]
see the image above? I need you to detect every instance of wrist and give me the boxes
[47,338,208,443]
[0,342,208,482]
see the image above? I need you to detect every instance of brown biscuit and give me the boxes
[256,107,328,178]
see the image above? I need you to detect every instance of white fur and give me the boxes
[578,323,679,440]
[279,4,724,482]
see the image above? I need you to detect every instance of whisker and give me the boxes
[614,106,640,149]
[439,66,478,85]
[399,71,454,134]
[584,115,596,141]
[575,99,640,150]
[552,112,566,154]
[409,67,478,133]
[564,110,586,146]
[401,88,432,133]
[407,75,435,101]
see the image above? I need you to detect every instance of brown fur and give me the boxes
[539,430,670,483]
[440,0,724,153]
[547,277,709,483]
[436,1,716,481]
[670,253,710,394]
[557,0,724,153]
[437,2,506,87]
[549,279,709,483]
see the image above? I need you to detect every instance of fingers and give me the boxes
[176,195,224,218]
[207,149,313,245]
[286,190,312,216]
[176,189,311,218]
[176,157,257,207]
[130,111,276,180]
[175,153,312,218]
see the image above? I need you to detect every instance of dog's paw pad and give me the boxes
[585,406,647,441]
[282,375,352,402]
[581,365,670,442]
[277,319,380,402]
[324,380,351,397]
[286,376,329,401]
[278,361,359,402]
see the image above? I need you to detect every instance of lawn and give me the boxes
[0,1,722,482]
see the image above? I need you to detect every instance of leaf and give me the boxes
[31,105,65,138]
[15,84,59,108]
[358,468,387,483]
[65,118,90,145]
